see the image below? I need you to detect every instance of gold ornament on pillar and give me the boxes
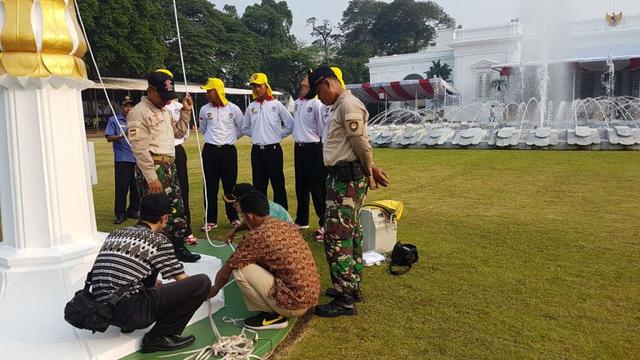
[0,0,87,79]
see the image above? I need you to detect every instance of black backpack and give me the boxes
[64,272,131,333]
[389,242,419,275]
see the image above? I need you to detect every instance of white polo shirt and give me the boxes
[320,104,334,144]
[241,99,294,145]
[198,102,244,145]
[165,101,189,146]
[292,98,323,143]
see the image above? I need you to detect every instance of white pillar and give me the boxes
[0,77,99,264]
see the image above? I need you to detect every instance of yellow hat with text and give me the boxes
[249,72,273,99]
[200,78,229,106]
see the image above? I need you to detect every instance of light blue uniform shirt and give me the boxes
[105,114,136,163]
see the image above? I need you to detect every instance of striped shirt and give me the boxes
[90,224,185,303]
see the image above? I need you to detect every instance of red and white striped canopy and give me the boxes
[346,78,456,103]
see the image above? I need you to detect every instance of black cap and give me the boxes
[147,71,177,101]
[140,193,172,218]
[306,66,337,99]
[120,96,134,106]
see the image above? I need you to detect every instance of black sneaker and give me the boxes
[243,312,289,330]
[315,294,357,318]
[141,334,195,353]
[127,210,140,220]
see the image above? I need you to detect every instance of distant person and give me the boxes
[241,73,294,210]
[306,66,389,317]
[127,69,200,263]
[105,96,139,225]
[198,77,244,231]
[223,183,292,244]
[292,75,326,235]
[208,191,320,330]
[89,193,210,353]
[165,98,197,245]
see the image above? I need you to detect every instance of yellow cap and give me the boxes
[200,78,229,106]
[331,67,346,90]
[249,72,273,99]
[155,68,174,78]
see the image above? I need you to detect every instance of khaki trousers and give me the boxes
[233,264,308,318]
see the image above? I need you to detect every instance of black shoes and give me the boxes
[325,287,364,303]
[175,246,201,263]
[127,210,140,220]
[243,312,289,330]
[113,214,127,225]
[315,293,357,317]
[141,334,195,353]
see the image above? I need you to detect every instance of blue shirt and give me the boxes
[105,114,136,163]
[269,200,293,223]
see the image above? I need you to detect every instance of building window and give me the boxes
[476,72,491,99]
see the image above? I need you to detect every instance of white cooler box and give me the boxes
[360,207,397,253]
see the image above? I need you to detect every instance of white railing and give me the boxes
[453,24,522,42]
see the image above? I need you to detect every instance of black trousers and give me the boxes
[114,161,140,217]
[251,144,288,210]
[294,142,327,227]
[202,144,239,223]
[110,274,211,336]
[174,145,192,233]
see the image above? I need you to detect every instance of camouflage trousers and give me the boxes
[135,160,188,246]
[324,173,368,293]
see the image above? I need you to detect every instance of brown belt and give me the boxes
[151,155,175,164]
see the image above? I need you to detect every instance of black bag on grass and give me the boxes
[389,242,418,275]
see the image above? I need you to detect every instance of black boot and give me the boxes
[113,214,127,225]
[325,288,364,303]
[315,293,357,317]
[174,244,201,263]
[141,334,195,353]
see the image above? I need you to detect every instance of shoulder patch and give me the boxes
[348,121,359,132]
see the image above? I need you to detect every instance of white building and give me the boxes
[367,14,640,105]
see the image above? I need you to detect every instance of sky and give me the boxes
[211,0,640,43]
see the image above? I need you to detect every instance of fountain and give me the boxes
[367,1,640,151]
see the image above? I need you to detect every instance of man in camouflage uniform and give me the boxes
[306,66,389,317]
[127,69,200,263]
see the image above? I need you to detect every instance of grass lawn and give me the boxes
[21,136,640,359]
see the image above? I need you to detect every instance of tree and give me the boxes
[76,0,170,78]
[241,0,307,94]
[306,17,340,62]
[372,0,454,55]
[426,60,452,80]
[162,0,260,86]
[337,0,455,83]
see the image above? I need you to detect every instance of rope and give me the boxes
[158,280,267,360]
[170,2,257,358]
[73,0,131,148]
[170,0,235,249]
